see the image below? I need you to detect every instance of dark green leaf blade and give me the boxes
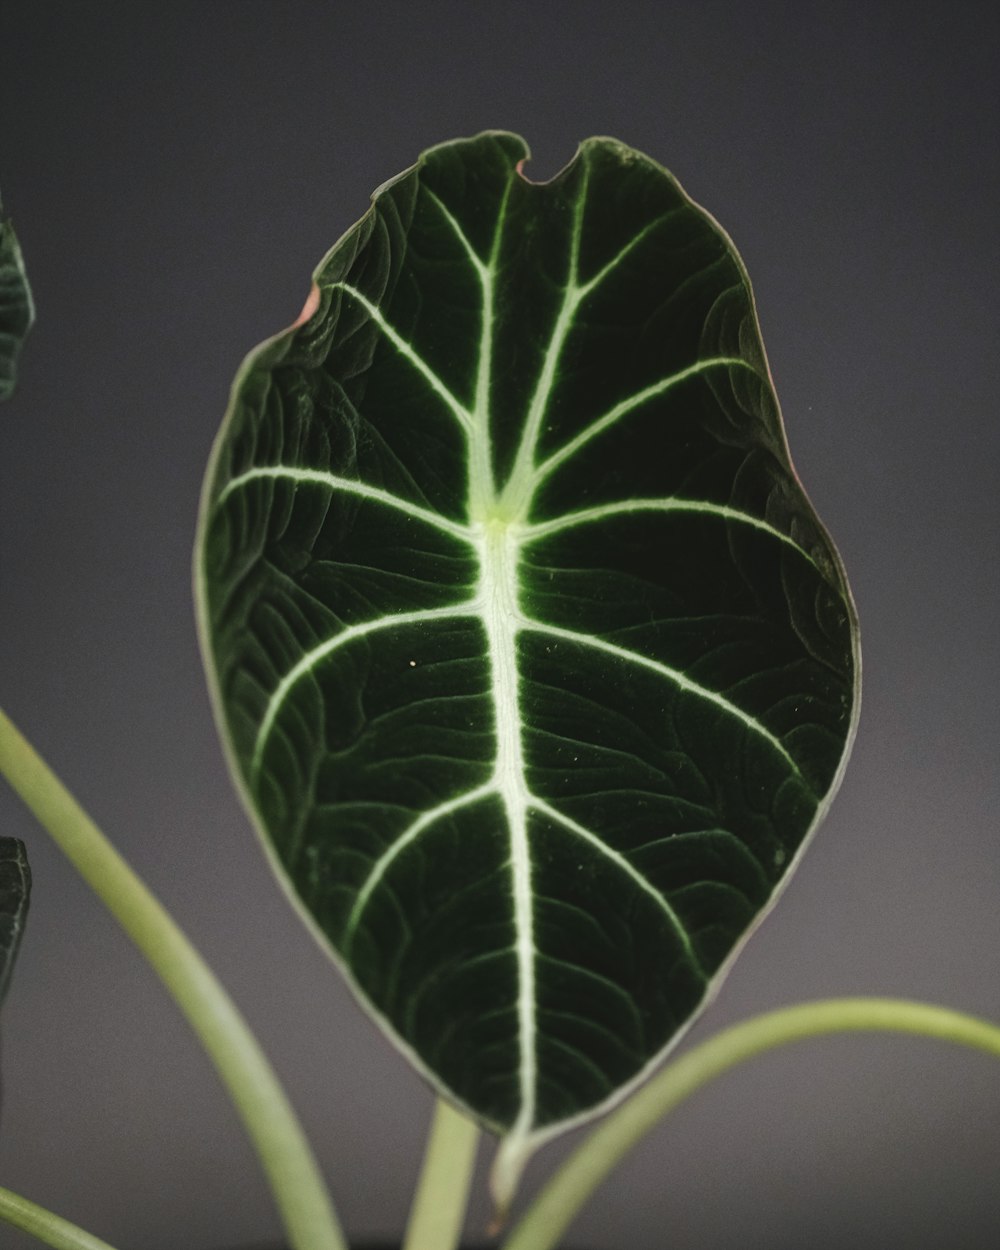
[0,194,34,403]
[0,838,31,1007]
[196,132,859,1183]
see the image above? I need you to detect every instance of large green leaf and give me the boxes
[197,132,859,1185]
[0,193,34,402]
[0,839,30,1008]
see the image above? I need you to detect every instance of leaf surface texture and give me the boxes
[197,133,859,1163]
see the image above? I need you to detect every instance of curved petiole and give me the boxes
[502,997,1000,1250]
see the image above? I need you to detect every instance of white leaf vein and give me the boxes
[251,601,478,776]
[342,782,497,953]
[217,466,474,542]
[523,497,820,570]
[521,617,802,777]
[531,356,758,491]
[531,795,707,980]
[331,281,473,434]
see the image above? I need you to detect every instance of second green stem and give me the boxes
[402,1098,479,1250]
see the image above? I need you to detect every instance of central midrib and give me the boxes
[466,173,583,1153]
[475,517,537,1141]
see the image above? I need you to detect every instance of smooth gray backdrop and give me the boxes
[1,3,997,1248]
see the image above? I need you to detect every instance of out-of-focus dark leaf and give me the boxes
[0,191,34,402]
[0,838,30,1007]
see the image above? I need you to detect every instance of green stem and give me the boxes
[0,1186,120,1250]
[402,1098,480,1250]
[502,997,1000,1250]
[0,708,347,1250]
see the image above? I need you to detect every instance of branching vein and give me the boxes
[218,466,474,542]
[531,356,757,490]
[521,618,802,776]
[522,497,819,570]
[531,797,707,980]
[330,282,473,434]
[251,601,479,776]
[342,782,497,950]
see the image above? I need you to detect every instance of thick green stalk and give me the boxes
[0,1186,120,1250]
[402,1098,480,1250]
[0,707,347,1250]
[503,997,1000,1250]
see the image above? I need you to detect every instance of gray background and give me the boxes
[1,3,997,1248]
